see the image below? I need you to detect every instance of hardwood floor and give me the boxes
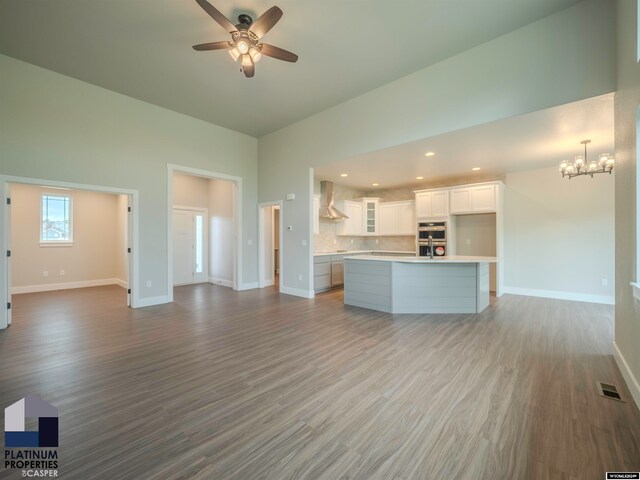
[1,284,639,479]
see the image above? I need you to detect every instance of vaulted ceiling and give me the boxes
[0,0,582,137]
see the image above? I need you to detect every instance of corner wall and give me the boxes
[614,0,640,408]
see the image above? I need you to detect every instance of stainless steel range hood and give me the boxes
[318,181,348,220]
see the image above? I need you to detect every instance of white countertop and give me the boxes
[344,255,498,263]
[313,250,415,257]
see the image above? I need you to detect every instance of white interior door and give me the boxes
[5,188,11,326]
[172,209,207,286]
[173,210,195,285]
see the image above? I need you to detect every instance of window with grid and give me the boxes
[40,194,72,243]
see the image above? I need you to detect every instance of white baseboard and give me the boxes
[613,341,640,410]
[502,286,614,305]
[280,286,314,299]
[133,295,169,308]
[115,278,128,289]
[12,278,122,295]
[236,282,258,291]
[209,277,234,288]
[258,278,275,288]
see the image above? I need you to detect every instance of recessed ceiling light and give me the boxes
[340,173,348,177]
[424,152,435,157]
[416,176,424,180]
[372,183,379,186]
[472,167,481,171]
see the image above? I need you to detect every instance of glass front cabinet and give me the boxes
[362,198,380,236]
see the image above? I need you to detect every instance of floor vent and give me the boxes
[597,382,624,402]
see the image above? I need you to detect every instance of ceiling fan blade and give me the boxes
[242,56,255,77]
[192,41,231,51]
[249,6,283,39]
[195,0,237,33]
[260,43,298,63]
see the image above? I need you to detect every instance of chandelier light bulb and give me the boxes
[566,164,575,174]
[237,40,249,54]
[559,161,568,172]
[228,46,241,62]
[599,153,609,167]
[249,47,262,63]
[606,157,615,169]
[588,161,598,172]
[574,155,584,168]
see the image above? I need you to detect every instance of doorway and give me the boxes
[0,176,139,330]
[258,201,283,290]
[172,207,208,286]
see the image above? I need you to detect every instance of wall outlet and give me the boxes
[248,239,253,246]
[333,239,337,245]
[602,279,608,286]
[42,271,48,277]
[376,239,379,245]
[298,274,303,281]
[146,280,152,288]
[350,239,354,244]
[302,239,307,246]
[466,239,471,245]
[59,270,65,276]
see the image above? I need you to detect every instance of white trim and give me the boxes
[630,282,640,301]
[258,200,284,291]
[171,206,209,284]
[167,164,242,301]
[280,286,314,299]
[613,341,640,410]
[115,278,128,289]
[237,282,258,291]
[308,168,315,298]
[135,295,170,308]
[12,278,122,295]
[502,286,614,305]
[0,175,141,330]
[209,277,233,288]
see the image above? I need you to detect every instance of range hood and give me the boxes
[318,181,348,220]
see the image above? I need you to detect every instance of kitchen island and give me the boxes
[344,255,498,314]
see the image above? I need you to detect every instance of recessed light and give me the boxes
[340,173,348,177]
[372,183,379,186]
[472,167,481,171]
[425,152,435,157]
[416,176,424,180]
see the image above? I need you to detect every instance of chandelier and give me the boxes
[559,140,614,179]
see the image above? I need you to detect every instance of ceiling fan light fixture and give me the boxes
[228,46,241,61]
[237,40,250,54]
[249,47,262,63]
[241,54,253,68]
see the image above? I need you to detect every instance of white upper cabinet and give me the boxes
[335,200,363,236]
[416,182,501,216]
[362,198,380,235]
[470,185,496,212]
[313,194,321,235]
[378,201,415,236]
[449,184,497,214]
[415,191,448,219]
[431,191,449,217]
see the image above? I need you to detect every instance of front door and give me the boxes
[172,209,206,286]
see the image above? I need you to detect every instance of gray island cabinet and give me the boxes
[344,255,498,314]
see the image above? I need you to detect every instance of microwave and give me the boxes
[417,221,446,242]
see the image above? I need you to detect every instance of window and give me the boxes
[40,194,72,244]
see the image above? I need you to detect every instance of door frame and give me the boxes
[0,175,139,330]
[167,164,242,301]
[258,200,283,290]
[172,206,209,285]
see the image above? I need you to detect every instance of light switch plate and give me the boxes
[286,193,295,201]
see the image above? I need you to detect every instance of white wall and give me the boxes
[173,172,210,209]
[209,179,235,285]
[613,0,640,407]
[11,184,121,290]
[504,165,614,303]
[455,213,497,292]
[0,54,258,311]
[259,0,616,296]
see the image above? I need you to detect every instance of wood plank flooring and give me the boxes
[1,284,639,479]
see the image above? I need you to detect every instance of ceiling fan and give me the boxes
[192,0,298,78]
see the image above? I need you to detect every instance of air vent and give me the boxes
[597,382,624,402]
